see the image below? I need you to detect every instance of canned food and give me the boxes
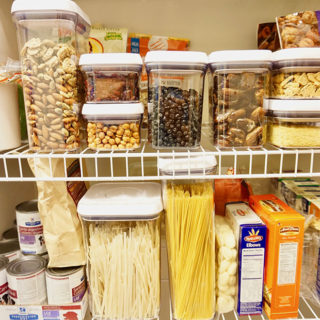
[16,200,46,255]
[0,256,9,304]
[0,239,21,262]
[7,255,47,305]
[46,266,86,305]
[2,228,18,241]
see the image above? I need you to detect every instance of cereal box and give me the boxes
[249,194,305,320]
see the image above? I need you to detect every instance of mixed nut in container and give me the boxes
[82,103,143,150]
[209,50,272,148]
[79,53,142,102]
[11,0,91,151]
[145,51,208,149]
[271,48,320,99]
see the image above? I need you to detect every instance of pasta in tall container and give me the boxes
[77,182,163,320]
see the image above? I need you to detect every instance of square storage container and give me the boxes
[266,99,320,148]
[272,48,320,99]
[209,50,272,148]
[77,182,163,320]
[145,51,208,149]
[11,0,91,152]
[79,53,143,103]
[82,103,143,150]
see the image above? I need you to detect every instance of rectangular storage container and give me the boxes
[266,99,320,148]
[79,53,142,103]
[11,0,91,152]
[209,50,272,148]
[77,182,162,320]
[145,51,208,149]
[271,48,320,99]
[82,103,143,150]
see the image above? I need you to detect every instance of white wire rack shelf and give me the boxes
[0,140,320,181]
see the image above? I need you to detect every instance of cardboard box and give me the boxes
[249,195,305,320]
[226,202,266,316]
[0,290,88,320]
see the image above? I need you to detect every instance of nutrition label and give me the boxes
[278,242,298,285]
[240,248,265,303]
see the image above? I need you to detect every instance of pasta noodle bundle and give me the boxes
[166,182,215,320]
[88,220,160,319]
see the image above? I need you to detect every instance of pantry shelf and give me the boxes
[1,139,320,181]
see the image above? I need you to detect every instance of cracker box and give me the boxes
[249,194,305,319]
[226,202,266,316]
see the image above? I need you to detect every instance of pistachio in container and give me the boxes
[79,53,143,102]
[208,50,272,148]
[82,103,143,150]
[77,182,162,320]
[145,51,208,149]
[272,48,320,99]
[11,0,91,151]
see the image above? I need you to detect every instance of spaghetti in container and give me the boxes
[77,182,162,320]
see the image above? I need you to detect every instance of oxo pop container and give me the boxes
[11,0,91,152]
[77,182,162,320]
[272,48,320,99]
[79,53,143,103]
[82,103,143,150]
[209,50,272,148]
[145,51,208,149]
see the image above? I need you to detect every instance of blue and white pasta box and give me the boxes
[226,201,267,316]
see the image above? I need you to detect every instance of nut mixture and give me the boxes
[213,72,266,147]
[87,122,140,150]
[20,37,80,151]
[277,11,320,48]
[272,72,320,98]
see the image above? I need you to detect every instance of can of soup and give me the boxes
[0,239,21,262]
[16,200,46,255]
[7,255,47,305]
[46,266,86,305]
[0,256,9,304]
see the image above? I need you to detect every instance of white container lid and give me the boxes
[145,51,208,65]
[209,50,272,64]
[267,99,320,112]
[77,182,163,220]
[273,48,320,62]
[11,0,91,26]
[158,154,217,176]
[82,103,144,118]
[79,53,143,66]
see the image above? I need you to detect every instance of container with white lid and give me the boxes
[272,48,320,99]
[82,103,143,150]
[77,182,162,320]
[11,0,91,152]
[266,99,320,148]
[208,50,272,148]
[79,53,143,103]
[145,51,208,149]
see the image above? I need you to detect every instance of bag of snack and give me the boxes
[257,22,280,51]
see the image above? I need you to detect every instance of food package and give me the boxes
[276,11,320,48]
[249,194,305,319]
[28,158,87,267]
[89,26,128,53]
[127,33,190,126]
[0,58,21,85]
[257,23,280,51]
[215,215,237,314]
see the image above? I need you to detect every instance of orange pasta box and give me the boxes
[249,194,305,320]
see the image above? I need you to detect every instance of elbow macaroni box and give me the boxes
[225,202,266,316]
[249,194,305,320]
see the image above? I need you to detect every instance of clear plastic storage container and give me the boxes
[82,103,143,150]
[11,0,91,151]
[77,182,162,320]
[266,99,320,148]
[272,48,320,99]
[79,53,143,103]
[145,51,208,149]
[209,50,272,148]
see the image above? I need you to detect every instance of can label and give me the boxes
[0,268,8,304]
[17,211,46,255]
[4,250,21,262]
[8,269,47,305]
